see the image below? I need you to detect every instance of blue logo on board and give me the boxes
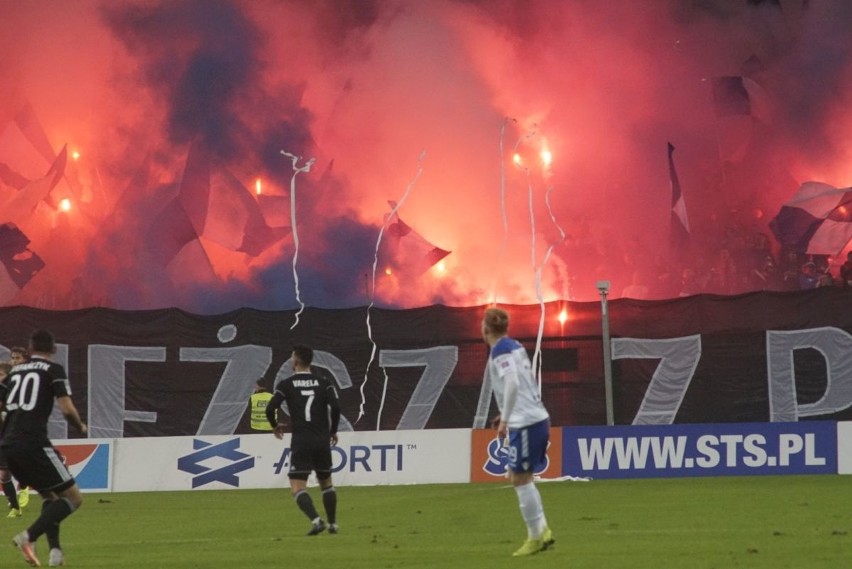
[177,438,255,488]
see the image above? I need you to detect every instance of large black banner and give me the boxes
[1,287,851,437]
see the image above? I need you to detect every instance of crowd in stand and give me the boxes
[553,206,852,302]
[13,206,852,308]
[613,226,852,300]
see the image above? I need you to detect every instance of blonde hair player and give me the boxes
[481,307,555,556]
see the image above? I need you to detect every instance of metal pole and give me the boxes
[597,280,615,426]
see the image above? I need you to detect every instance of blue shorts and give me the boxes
[507,419,550,473]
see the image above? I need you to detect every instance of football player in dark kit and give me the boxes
[0,329,88,567]
[266,344,341,536]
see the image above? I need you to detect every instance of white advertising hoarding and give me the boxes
[837,422,852,474]
[112,429,470,492]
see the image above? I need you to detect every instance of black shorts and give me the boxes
[288,436,333,480]
[1,444,75,493]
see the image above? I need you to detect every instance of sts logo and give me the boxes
[177,438,255,488]
[54,443,111,492]
[470,428,563,483]
[482,437,551,477]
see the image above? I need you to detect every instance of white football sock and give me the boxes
[514,481,547,539]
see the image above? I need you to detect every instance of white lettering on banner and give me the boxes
[767,327,852,422]
[743,434,768,467]
[696,436,720,467]
[577,436,688,470]
[578,432,826,471]
[88,345,272,438]
[776,433,825,466]
[83,344,457,437]
[805,434,826,465]
[181,346,273,436]
[611,336,702,425]
[378,347,458,430]
[28,325,852,437]
[272,444,405,475]
[88,345,164,439]
[610,327,852,425]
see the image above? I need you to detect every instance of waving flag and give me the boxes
[0,145,68,219]
[0,223,45,304]
[207,169,289,256]
[144,145,208,266]
[710,74,778,165]
[381,200,451,275]
[0,105,69,212]
[668,143,689,257]
[0,104,57,183]
[769,181,852,255]
[384,214,450,274]
[146,192,202,266]
[145,142,290,266]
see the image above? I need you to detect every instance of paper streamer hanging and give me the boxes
[513,126,538,278]
[503,126,565,392]
[532,185,567,390]
[280,150,316,330]
[357,150,427,427]
[492,118,512,305]
[491,120,536,305]
[520,157,541,379]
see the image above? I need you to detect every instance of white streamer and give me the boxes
[357,150,427,426]
[512,127,539,276]
[280,151,315,330]
[522,164,541,381]
[491,120,536,305]
[532,185,567,390]
[493,118,512,305]
[503,126,564,391]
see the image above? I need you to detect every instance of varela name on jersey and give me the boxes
[292,379,320,387]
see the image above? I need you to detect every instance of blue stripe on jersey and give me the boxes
[491,337,522,359]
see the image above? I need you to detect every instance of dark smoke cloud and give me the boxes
[102,0,267,157]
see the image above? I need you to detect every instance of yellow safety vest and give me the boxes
[249,391,274,431]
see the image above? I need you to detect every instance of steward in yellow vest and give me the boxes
[250,384,274,431]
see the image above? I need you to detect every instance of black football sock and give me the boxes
[2,480,19,510]
[41,500,61,549]
[28,498,74,542]
[294,490,320,522]
[321,486,337,524]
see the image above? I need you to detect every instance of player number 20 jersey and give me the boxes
[0,356,70,448]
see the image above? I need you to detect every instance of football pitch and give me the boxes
[1,475,848,568]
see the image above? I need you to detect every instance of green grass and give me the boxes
[2,475,849,568]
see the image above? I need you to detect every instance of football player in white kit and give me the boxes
[482,307,555,556]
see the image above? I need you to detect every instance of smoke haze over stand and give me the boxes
[0,0,849,313]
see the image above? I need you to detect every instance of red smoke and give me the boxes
[0,0,848,313]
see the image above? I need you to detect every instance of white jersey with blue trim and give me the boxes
[489,337,549,429]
